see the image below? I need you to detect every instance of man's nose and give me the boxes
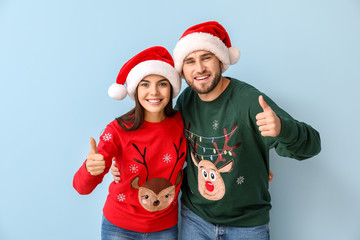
[195,61,206,73]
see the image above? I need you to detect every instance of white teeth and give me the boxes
[195,76,208,80]
[148,99,160,103]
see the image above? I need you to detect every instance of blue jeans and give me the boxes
[101,215,178,240]
[181,204,270,240]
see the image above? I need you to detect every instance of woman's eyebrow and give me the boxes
[157,79,168,83]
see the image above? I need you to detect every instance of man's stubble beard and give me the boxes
[185,70,222,95]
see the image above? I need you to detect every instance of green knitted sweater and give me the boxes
[176,77,321,227]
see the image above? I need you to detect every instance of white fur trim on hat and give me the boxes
[108,83,127,100]
[173,32,240,74]
[126,60,181,100]
[229,46,240,65]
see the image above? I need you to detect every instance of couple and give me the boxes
[73,21,321,240]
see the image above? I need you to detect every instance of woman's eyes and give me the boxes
[139,82,168,87]
[159,82,168,87]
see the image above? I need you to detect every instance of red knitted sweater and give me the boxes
[73,112,186,232]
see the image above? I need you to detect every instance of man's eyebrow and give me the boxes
[183,52,215,62]
[201,53,215,58]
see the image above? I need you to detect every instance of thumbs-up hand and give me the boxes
[85,137,106,176]
[256,95,281,137]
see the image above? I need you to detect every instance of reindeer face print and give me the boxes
[187,124,241,201]
[191,154,233,201]
[132,176,180,212]
[138,186,175,212]
[138,185,175,211]
[130,138,185,212]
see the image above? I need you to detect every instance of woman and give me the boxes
[73,46,186,240]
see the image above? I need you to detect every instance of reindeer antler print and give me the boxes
[169,137,185,180]
[185,122,201,163]
[132,143,149,181]
[212,123,242,166]
[130,141,184,212]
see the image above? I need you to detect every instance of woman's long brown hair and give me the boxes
[116,85,176,131]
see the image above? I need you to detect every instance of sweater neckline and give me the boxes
[141,113,175,128]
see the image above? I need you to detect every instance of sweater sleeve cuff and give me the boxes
[78,160,98,180]
[276,117,299,144]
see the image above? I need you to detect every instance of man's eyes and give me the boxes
[203,55,212,61]
[184,56,212,64]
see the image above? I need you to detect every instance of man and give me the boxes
[113,21,321,239]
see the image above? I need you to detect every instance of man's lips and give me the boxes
[194,74,210,81]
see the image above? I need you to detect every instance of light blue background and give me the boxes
[1,0,359,239]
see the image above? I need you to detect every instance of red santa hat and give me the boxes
[108,46,181,100]
[173,21,240,74]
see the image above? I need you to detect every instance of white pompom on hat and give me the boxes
[173,21,240,74]
[108,46,181,100]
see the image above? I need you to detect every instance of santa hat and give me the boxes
[108,46,181,100]
[173,21,240,74]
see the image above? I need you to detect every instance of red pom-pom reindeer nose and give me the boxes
[205,181,214,192]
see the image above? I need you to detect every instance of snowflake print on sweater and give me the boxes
[102,133,112,141]
[117,193,126,202]
[163,153,172,163]
[129,164,139,174]
[212,120,219,130]
[236,176,245,185]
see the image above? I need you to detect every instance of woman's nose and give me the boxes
[149,85,159,95]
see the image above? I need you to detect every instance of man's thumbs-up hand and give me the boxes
[256,95,281,137]
[85,137,105,176]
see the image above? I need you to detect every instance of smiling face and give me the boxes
[137,74,171,122]
[182,50,223,96]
